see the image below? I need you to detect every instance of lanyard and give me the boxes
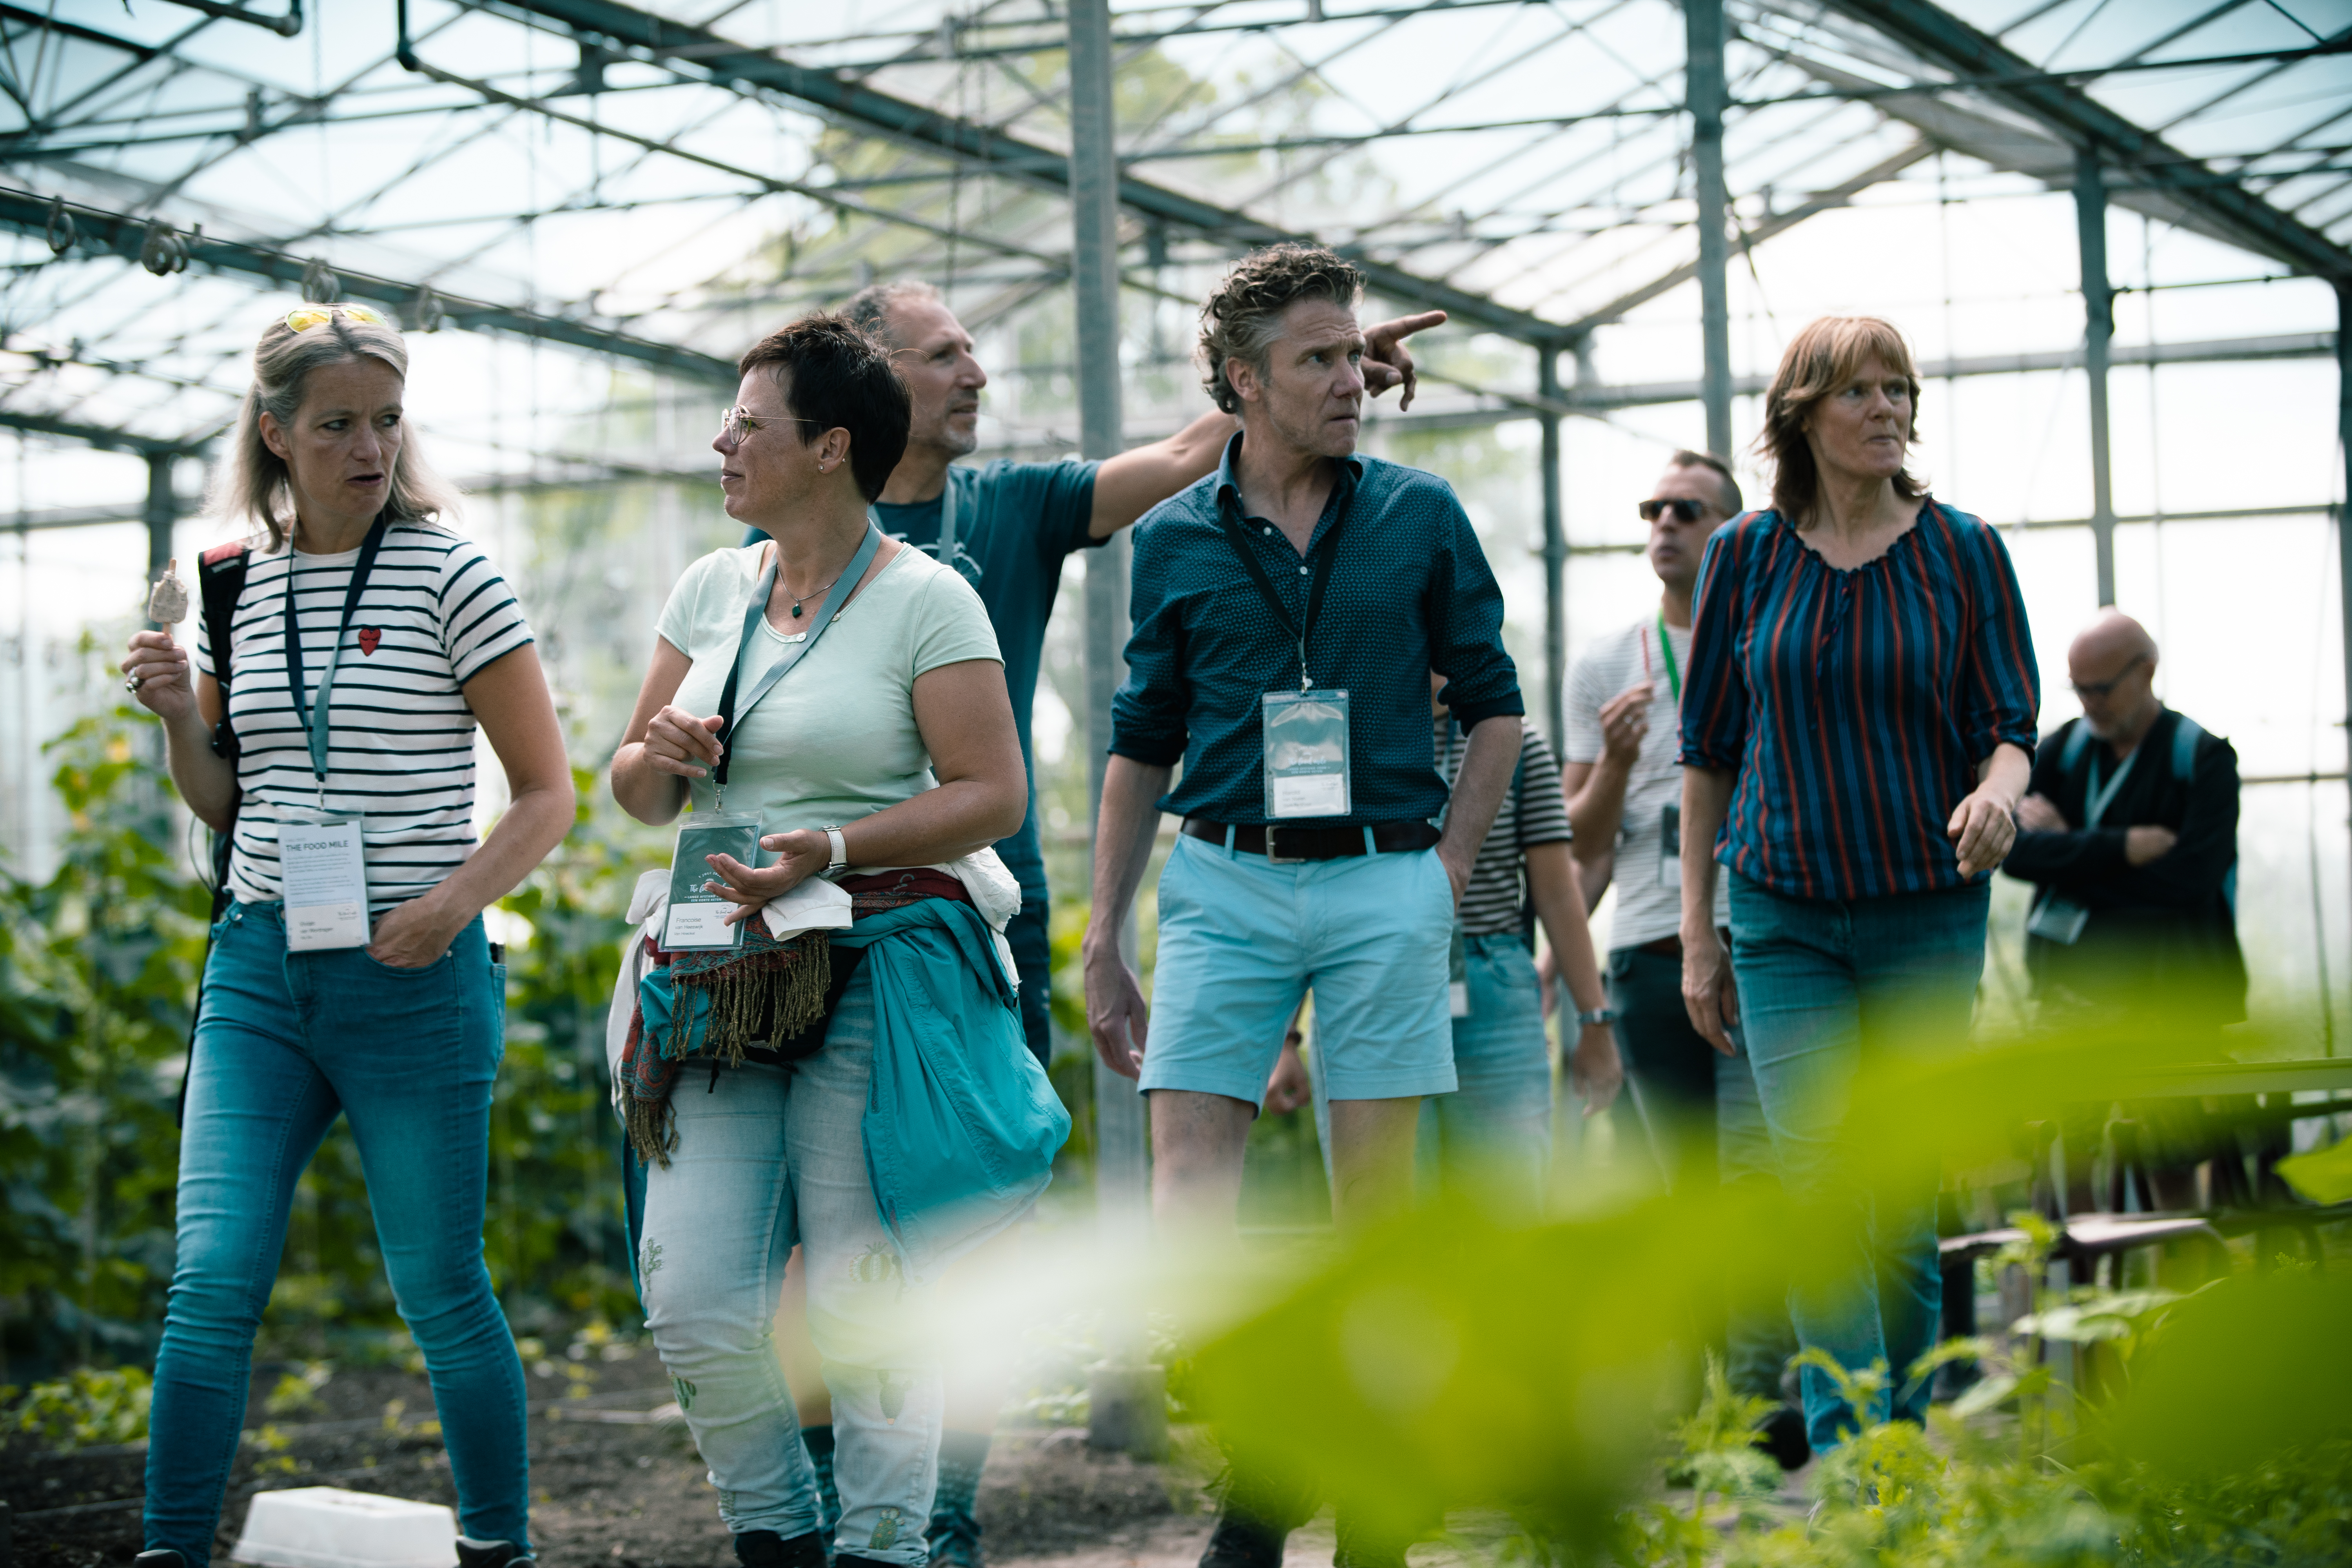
[2084,746,2139,829]
[870,472,959,576]
[1654,612,1682,705]
[711,524,884,806]
[1216,477,1352,691]
[282,514,390,812]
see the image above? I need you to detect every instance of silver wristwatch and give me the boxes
[1574,1007,1617,1028]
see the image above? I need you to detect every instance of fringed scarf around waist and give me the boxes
[622,870,974,1163]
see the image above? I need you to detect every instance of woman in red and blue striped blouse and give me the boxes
[1673,315,2039,1452]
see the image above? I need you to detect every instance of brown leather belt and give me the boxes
[1181,817,1443,862]
[1637,935,1684,958]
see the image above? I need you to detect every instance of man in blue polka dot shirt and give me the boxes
[1083,244,1524,1568]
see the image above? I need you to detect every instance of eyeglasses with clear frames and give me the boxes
[718,405,821,445]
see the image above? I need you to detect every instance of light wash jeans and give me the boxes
[639,968,940,1561]
[1308,933,1552,1216]
[147,900,526,1564]
[1727,871,1989,1451]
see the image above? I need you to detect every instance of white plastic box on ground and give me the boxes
[230,1486,458,1568]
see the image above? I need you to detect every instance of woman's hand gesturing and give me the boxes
[120,631,197,724]
[703,828,831,927]
[642,705,725,780]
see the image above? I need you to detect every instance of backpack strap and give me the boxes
[195,543,250,912]
[2170,712,2206,783]
[2059,720,2092,774]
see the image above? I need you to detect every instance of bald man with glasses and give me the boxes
[2009,610,2247,1031]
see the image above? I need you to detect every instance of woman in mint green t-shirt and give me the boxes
[611,316,1034,1568]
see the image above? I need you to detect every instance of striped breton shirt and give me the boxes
[1677,500,2039,901]
[194,521,535,912]
[1436,715,1572,937]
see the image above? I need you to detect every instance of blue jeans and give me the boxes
[639,968,940,1562]
[1305,934,1550,1214]
[1608,943,1800,1402]
[147,900,526,1563]
[1727,871,1988,1451]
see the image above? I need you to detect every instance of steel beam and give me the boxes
[0,188,738,387]
[1823,0,2352,280]
[2077,150,2117,606]
[1069,0,1161,1460]
[143,451,176,618]
[497,0,1574,345]
[0,406,203,455]
[2338,283,2351,906]
[1686,0,1733,459]
[1537,348,1566,759]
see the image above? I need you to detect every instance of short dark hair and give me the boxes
[1198,244,1365,414]
[738,313,910,502]
[1668,449,1743,517]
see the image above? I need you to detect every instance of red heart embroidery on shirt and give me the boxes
[357,627,381,656]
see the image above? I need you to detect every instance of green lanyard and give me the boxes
[1655,612,1682,704]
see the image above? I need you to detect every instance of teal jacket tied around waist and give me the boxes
[833,896,1070,1280]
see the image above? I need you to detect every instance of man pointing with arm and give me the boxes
[1085,245,1522,1568]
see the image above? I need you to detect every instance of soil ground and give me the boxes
[5,1357,1237,1568]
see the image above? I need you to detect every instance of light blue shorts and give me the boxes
[1140,831,1457,1107]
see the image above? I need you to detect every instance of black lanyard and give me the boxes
[710,524,884,798]
[1216,471,1352,691]
[283,514,390,806]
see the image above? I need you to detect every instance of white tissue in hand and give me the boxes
[147,558,189,623]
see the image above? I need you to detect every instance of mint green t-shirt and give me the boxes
[656,541,1004,849]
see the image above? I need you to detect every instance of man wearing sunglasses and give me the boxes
[2008,611,2245,1096]
[1559,450,1807,1468]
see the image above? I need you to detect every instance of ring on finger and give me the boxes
[124,673,143,692]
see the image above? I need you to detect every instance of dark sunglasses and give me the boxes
[2070,655,2148,701]
[1638,497,1708,523]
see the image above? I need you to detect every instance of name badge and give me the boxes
[2027,895,2091,946]
[1659,801,1684,890]
[1263,688,1352,820]
[279,817,370,952]
[665,810,762,951]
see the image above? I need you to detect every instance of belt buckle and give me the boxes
[1263,824,1305,864]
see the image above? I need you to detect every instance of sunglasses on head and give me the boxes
[1638,497,1708,523]
[285,303,387,334]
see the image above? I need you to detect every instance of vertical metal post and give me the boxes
[1686,0,1732,461]
[1537,347,1566,758]
[2336,282,2351,922]
[2077,149,2118,608]
[1070,0,1164,1458]
[143,451,175,610]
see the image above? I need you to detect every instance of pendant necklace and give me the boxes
[784,570,844,619]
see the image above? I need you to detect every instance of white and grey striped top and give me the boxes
[1436,715,1572,938]
[194,521,535,912]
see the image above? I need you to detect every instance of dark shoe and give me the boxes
[456,1539,538,1568]
[1201,1508,1289,1568]
[133,1555,191,1568]
[1755,1403,1812,1471]
[736,1529,828,1568]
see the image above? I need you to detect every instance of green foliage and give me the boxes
[5,1363,153,1449]
[0,707,209,1377]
